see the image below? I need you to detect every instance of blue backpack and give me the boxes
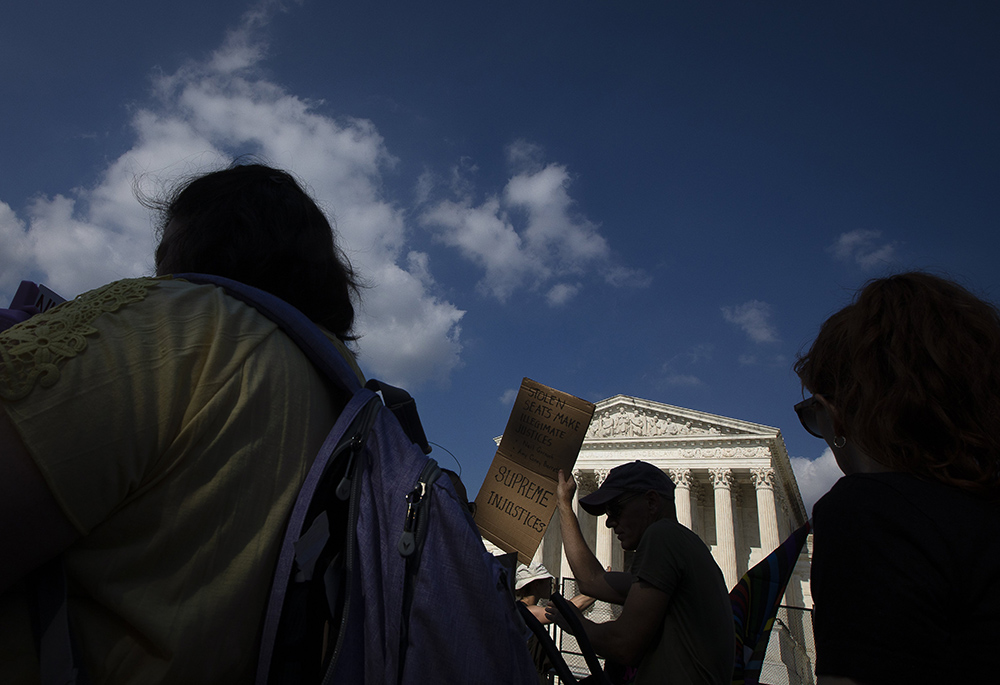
[7,275,537,685]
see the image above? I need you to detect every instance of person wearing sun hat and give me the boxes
[545,460,734,685]
[515,560,595,684]
[515,562,554,596]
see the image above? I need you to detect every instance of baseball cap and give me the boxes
[578,460,675,516]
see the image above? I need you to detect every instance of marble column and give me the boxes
[751,467,780,556]
[594,469,614,567]
[561,470,584,580]
[669,468,693,529]
[596,513,614,567]
[532,533,546,565]
[709,467,738,589]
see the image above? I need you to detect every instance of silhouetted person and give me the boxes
[546,461,733,684]
[0,163,361,682]
[794,272,1000,684]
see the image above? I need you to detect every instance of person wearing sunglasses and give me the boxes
[795,272,1000,685]
[545,460,733,685]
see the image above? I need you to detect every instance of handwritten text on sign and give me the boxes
[476,378,595,565]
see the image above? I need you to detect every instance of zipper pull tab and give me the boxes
[398,483,425,557]
[336,434,365,500]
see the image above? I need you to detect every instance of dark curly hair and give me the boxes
[794,272,1000,497]
[148,163,361,341]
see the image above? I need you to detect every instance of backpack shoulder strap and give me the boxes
[170,275,441,684]
[516,603,578,684]
[175,274,432,456]
[364,379,431,455]
[548,593,612,685]
[174,273,362,393]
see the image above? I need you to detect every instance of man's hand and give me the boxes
[544,598,585,635]
[552,580,672,667]
[557,469,577,509]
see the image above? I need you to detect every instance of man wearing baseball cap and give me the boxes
[545,460,733,684]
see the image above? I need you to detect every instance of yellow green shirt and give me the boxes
[0,277,356,683]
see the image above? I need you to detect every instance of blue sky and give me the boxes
[2,1,998,510]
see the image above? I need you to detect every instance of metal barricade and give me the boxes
[546,582,816,685]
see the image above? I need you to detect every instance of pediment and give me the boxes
[584,395,778,441]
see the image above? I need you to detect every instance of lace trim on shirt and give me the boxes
[0,279,156,401]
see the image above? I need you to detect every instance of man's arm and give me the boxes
[555,469,630,604]
[569,592,596,613]
[0,407,79,593]
[547,578,670,666]
[522,592,596,626]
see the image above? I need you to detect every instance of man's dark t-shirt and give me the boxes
[629,519,734,685]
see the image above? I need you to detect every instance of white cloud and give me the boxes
[419,146,641,305]
[0,201,34,297]
[354,262,464,388]
[828,230,898,270]
[419,197,531,302]
[789,448,843,514]
[499,388,518,405]
[505,164,609,265]
[546,282,580,306]
[406,251,434,290]
[414,170,435,206]
[0,3,463,388]
[722,300,779,343]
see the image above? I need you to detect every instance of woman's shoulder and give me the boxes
[815,471,1000,542]
[822,471,994,507]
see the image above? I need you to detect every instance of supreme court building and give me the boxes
[530,394,815,684]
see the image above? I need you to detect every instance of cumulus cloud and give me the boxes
[828,230,898,270]
[419,140,641,305]
[546,283,580,306]
[790,448,843,514]
[0,2,462,388]
[722,300,779,343]
[0,201,35,297]
[419,196,530,301]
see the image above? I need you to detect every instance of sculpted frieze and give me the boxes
[677,446,771,459]
[585,408,722,439]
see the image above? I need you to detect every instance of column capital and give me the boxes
[572,468,599,492]
[594,468,610,486]
[669,468,693,489]
[750,467,776,489]
[709,467,734,489]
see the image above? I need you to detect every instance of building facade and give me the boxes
[530,395,815,684]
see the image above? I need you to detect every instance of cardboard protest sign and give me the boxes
[476,378,596,565]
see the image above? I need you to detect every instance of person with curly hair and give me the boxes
[794,272,1000,684]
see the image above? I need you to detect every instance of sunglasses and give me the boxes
[793,395,825,439]
[606,491,642,520]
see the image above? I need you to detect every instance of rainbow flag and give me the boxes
[730,520,811,685]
